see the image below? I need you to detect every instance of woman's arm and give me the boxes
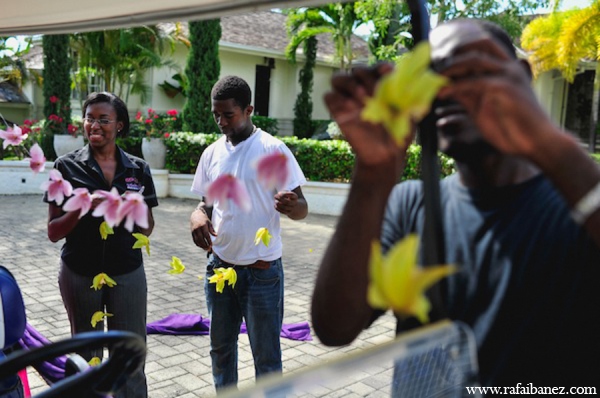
[47,203,80,242]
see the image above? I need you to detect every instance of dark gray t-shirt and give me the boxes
[381,173,600,387]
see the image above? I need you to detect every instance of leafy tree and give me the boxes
[522,0,600,151]
[70,26,176,105]
[182,19,221,134]
[356,0,550,62]
[285,4,365,71]
[293,36,317,138]
[0,36,31,89]
[42,34,72,159]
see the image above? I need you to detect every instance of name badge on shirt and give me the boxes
[125,177,142,192]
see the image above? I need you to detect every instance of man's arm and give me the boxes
[190,198,216,251]
[312,64,414,346]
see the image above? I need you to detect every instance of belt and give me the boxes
[212,253,271,270]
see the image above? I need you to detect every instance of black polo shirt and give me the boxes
[43,145,159,277]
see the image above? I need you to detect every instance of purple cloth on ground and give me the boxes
[18,323,67,384]
[146,313,313,341]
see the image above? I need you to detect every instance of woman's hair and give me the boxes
[211,75,252,109]
[82,92,130,137]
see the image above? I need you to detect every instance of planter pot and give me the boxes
[141,138,166,169]
[53,135,84,157]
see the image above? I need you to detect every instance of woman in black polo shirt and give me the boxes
[44,92,158,398]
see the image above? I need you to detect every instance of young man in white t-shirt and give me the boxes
[190,75,308,391]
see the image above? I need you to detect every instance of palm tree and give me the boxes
[70,26,177,105]
[522,0,600,152]
[285,4,364,71]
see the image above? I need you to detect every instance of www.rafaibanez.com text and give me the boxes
[466,384,597,395]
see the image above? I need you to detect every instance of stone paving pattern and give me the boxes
[1,194,396,397]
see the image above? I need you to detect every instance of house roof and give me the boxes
[0,82,30,104]
[159,10,370,63]
[22,10,371,70]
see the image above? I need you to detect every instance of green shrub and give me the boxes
[252,116,278,135]
[164,132,220,174]
[159,132,456,183]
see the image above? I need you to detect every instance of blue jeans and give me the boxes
[205,254,284,391]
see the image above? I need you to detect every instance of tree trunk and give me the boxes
[588,64,599,153]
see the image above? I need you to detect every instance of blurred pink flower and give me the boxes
[118,192,149,232]
[166,109,178,116]
[0,125,27,149]
[206,174,251,212]
[256,152,289,191]
[92,188,123,227]
[63,188,93,218]
[26,143,46,174]
[41,169,73,206]
[49,96,59,104]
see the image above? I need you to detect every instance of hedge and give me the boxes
[161,132,456,182]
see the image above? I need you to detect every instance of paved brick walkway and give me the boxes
[1,194,396,397]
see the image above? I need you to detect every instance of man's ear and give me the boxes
[246,105,254,117]
[519,58,534,80]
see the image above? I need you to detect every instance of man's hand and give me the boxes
[436,35,561,161]
[275,191,298,215]
[324,63,414,181]
[275,187,308,220]
[190,207,216,251]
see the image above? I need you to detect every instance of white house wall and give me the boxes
[532,71,566,128]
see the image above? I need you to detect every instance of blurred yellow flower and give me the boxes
[132,233,150,255]
[168,256,186,274]
[90,311,113,328]
[367,234,456,323]
[362,42,448,145]
[209,267,237,293]
[90,273,117,291]
[99,221,114,240]
[254,227,272,247]
[88,357,101,366]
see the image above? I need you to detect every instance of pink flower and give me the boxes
[0,125,27,149]
[145,118,153,125]
[147,108,154,114]
[25,143,46,174]
[41,169,73,206]
[206,174,252,212]
[255,152,289,191]
[118,192,149,232]
[67,124,78,135]
[63,188,92,218]
[49,96,59,104]
[135,111,142,121]
[92,188,123,227]
[166,109,178,116]
[163,132,170,139]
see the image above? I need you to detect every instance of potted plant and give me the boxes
[137,108,180,169]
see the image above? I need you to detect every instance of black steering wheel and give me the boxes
[0,331,145,398]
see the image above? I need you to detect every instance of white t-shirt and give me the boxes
[191,128,307,264]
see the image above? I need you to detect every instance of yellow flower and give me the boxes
[168,256,186,274]
[90,273,117,291]
[362,42,449,145]
[208,267,238,293]
[88,357,101,366]
[132,233,150,255]
[90,311,113,328]
[99,221,114,240]
[367,234,456,324]
[254,227,272,247]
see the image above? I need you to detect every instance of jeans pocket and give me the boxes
[250,259,281,283]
